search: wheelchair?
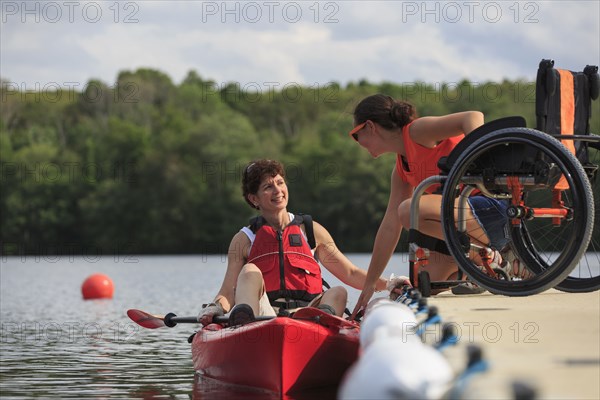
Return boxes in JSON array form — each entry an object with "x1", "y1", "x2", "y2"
[{"x1": 409, "y1": 59, "x2": 600, "y2": 297}]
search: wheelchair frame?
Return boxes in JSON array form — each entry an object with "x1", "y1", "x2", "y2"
[{"x1": 409, "y1": 60, "x2": 600, "y2": 297}]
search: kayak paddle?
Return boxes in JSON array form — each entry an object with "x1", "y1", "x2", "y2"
[
  {"x1": 127, "y1": 308, "x2": 275, "y2": 329},
  {"x1": 127, "y1": 309, "x2": 199, "y2": 329}
]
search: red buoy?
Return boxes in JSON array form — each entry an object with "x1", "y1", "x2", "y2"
[{"x1": 81, "y1": 273, "x2": 114, "y2": 300}]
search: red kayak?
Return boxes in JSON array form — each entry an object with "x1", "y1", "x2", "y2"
[{"x1": 191, "y1": 307, "x2": 360, "y2": 395}]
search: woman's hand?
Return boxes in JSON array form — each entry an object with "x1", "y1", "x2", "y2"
[
  {"x1": 386, "y1": 274, "x2": 411, "y2": 300},
  {"x1": 197, "y1": 303, "x2": 225, "y2": 326},
  {"x1": 351, "y1": 274, "x2": 412, "y2": 319},
  {"x1": 350, "y1": 285, "x2": 375, "y2": 320}
]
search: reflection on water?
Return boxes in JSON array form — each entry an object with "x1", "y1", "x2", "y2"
[{"x1": 192, "y1": 375, "x2": 337, "y2": 400}]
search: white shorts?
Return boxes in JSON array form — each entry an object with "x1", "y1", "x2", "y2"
[{"x1": 258, "y1": 291, "x2": 277, "y2": 317}]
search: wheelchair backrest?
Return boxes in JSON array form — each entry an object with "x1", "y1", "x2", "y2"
[
  {"x1": 535, "y1": 59, "x2": 599, "y2": 163},
  {"x1": 438, "y1": 116, "x2": 526, "y2": 173},
  {"x1": 438, "y1": 60, "x2": 599, "y2": 177}
]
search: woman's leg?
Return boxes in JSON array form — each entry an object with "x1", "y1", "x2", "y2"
[
  {"x1": 399, "y1": 195, "x2": 489, "y2": 245},
  {"x1": 398, "y1": 195, "x2": 492, "y2": 285},
  {"x1": 234, "y1": 263, "x2": 265, "y2": 315},
  {"x1": 420, "y1": 251, "x2": 459, "y2": 284},
  {"x1": 319, "y1": 286, "x2": 347, "y2": 316}
]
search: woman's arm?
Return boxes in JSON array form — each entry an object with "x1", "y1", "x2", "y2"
[
  {"x1": 351, "y1": 168, "x2": 413, "y2": 317},
  {"x1": 313, "y1": 221, "x2": 388, "y2": 291},
  {"x1": 409, "y1": 111, "x2": 484, "y2": 146},
  {"x1": 364, "y1": 168, "x2": 413, "y2": 288}
]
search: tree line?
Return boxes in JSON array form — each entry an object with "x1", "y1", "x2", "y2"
[{"x1": 2, "y1": 69, "x2": 598, "y2": 256}]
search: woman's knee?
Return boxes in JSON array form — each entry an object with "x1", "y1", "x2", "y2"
[
  {"x1": 398, "y1": 198, "x2": 412, "y2": 227},
  {"x1": 237, "y1": 263, "x2": 264, "y2": 285},
  {"x1": 326, "y1": 286, "x2": 348, "y2": 301},
  {"x1": 419, "y1": 195, "x2": 443, "y2": 218},
  {"x1": 320, "y1": 286, "x2": 347, "y2": 316}
]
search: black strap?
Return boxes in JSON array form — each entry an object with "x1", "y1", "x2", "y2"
[
  {"x1": 408, "y1": 228, "x2": 451, "y2": 256},
  {"x1": 271, "y1": 299, "x2": 311, "y2": 310},
  {"x1": 248, "y1": 214, "x2": 309, "y2": 236},
  {"x1": 248, "y1": 216, "x2": 266, "y2": 233},
  {"x1": 298, "y1": 213, "x2": 316, "y2": 249}
]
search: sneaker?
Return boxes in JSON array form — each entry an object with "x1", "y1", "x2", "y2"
[
  {"x1": 499, "y1": 248, "x2": 534, "y2": 280},
  {"x1": 228, "y1": 303, "x2": 255, "y2": 326},
  {"x1": 452, "y1": 282, "x2": 487, "y2": 295}
]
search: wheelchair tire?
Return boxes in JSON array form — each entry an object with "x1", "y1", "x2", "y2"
[
  {"x1": 554, "y1": 145, "x2": 600, "y2": 292},
  {"x1": 514, "y1": 145, "x2": 599, "y2": 293},
  {"x1": 441, "y1": 128, "x2": 594, "y2": 296},
  {"x1": 512, "y1": 201, "x2": 599, "y2": 293}
]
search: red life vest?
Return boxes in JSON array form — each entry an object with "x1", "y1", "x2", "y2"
[{"x1": 247, "y1": 214, "x2": 323, "y2": 303}]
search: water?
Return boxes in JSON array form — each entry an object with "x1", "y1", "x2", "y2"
[
  {"x1": 2, "y1": 253, "x2": 597, "y2": 399},
  {"x1": 0, "y1": 254, "x2": 403, "y2": 399}
]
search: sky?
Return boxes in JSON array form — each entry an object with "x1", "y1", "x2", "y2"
[{"x1": 1, "y1": 0, "x2": 599, "y2": 91}]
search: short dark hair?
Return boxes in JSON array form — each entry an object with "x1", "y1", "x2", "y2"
[
  {"x1": 242, "y1": 159, "x2": 285, "y2": 209},
  {"x1": 353, "y1": 94, "x2": 417, "y2": 130}
]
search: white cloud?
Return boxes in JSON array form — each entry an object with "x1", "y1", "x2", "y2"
[
  {"x1": 1, "y1": 0, "x2": 598, "y2": 88},
  {"x1": 73, "y1": 23, "x2": 189, "y2": 82}
]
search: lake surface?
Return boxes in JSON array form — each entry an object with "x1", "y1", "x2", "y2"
[
  {"x1": 1, "y1": 253, "x2": 597, "y2": 399},
  {"x1": 0, "y1": 254, "x2": 407, "y2": 399}
]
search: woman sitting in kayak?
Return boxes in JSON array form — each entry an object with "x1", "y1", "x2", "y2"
[{"x1": 198, "y1": 159, "x2": 409, "y2": 326}]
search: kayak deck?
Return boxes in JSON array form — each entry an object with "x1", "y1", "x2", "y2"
[{"x1": 191, "y1": 312, "x2": 359, "y2": 394}]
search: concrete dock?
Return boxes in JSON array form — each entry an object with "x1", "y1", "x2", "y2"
[{"x1": 428, "y1": 289, "x2": 600, "y2": 399}]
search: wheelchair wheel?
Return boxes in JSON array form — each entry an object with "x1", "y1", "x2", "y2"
[
  {"x1": 513, "y1": 145, "x2": 599, "y2": 293},
  {"x1": 441, "y1": 128, "x2": 594, "y2": 296},
  {"x1": 554, "y1": 145, "x2": 600, "y2": 292}
]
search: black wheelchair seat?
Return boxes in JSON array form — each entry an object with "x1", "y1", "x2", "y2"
[{"x1": 438, "y1": 116, "x2": 527, "y2": 174}]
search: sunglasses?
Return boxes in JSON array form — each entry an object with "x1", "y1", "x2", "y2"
[{"x1": 348, "y1": 121, "x2": 367, "y2": 142}]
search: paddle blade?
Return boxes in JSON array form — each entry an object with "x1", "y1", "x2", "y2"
[{"x1": 127, "y1": 309, "x2": 167, "y2": 329}]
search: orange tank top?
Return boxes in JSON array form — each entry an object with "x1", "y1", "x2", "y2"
[{"x1": 395, "y1": 121, "x2": 464, "y2": 192}]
